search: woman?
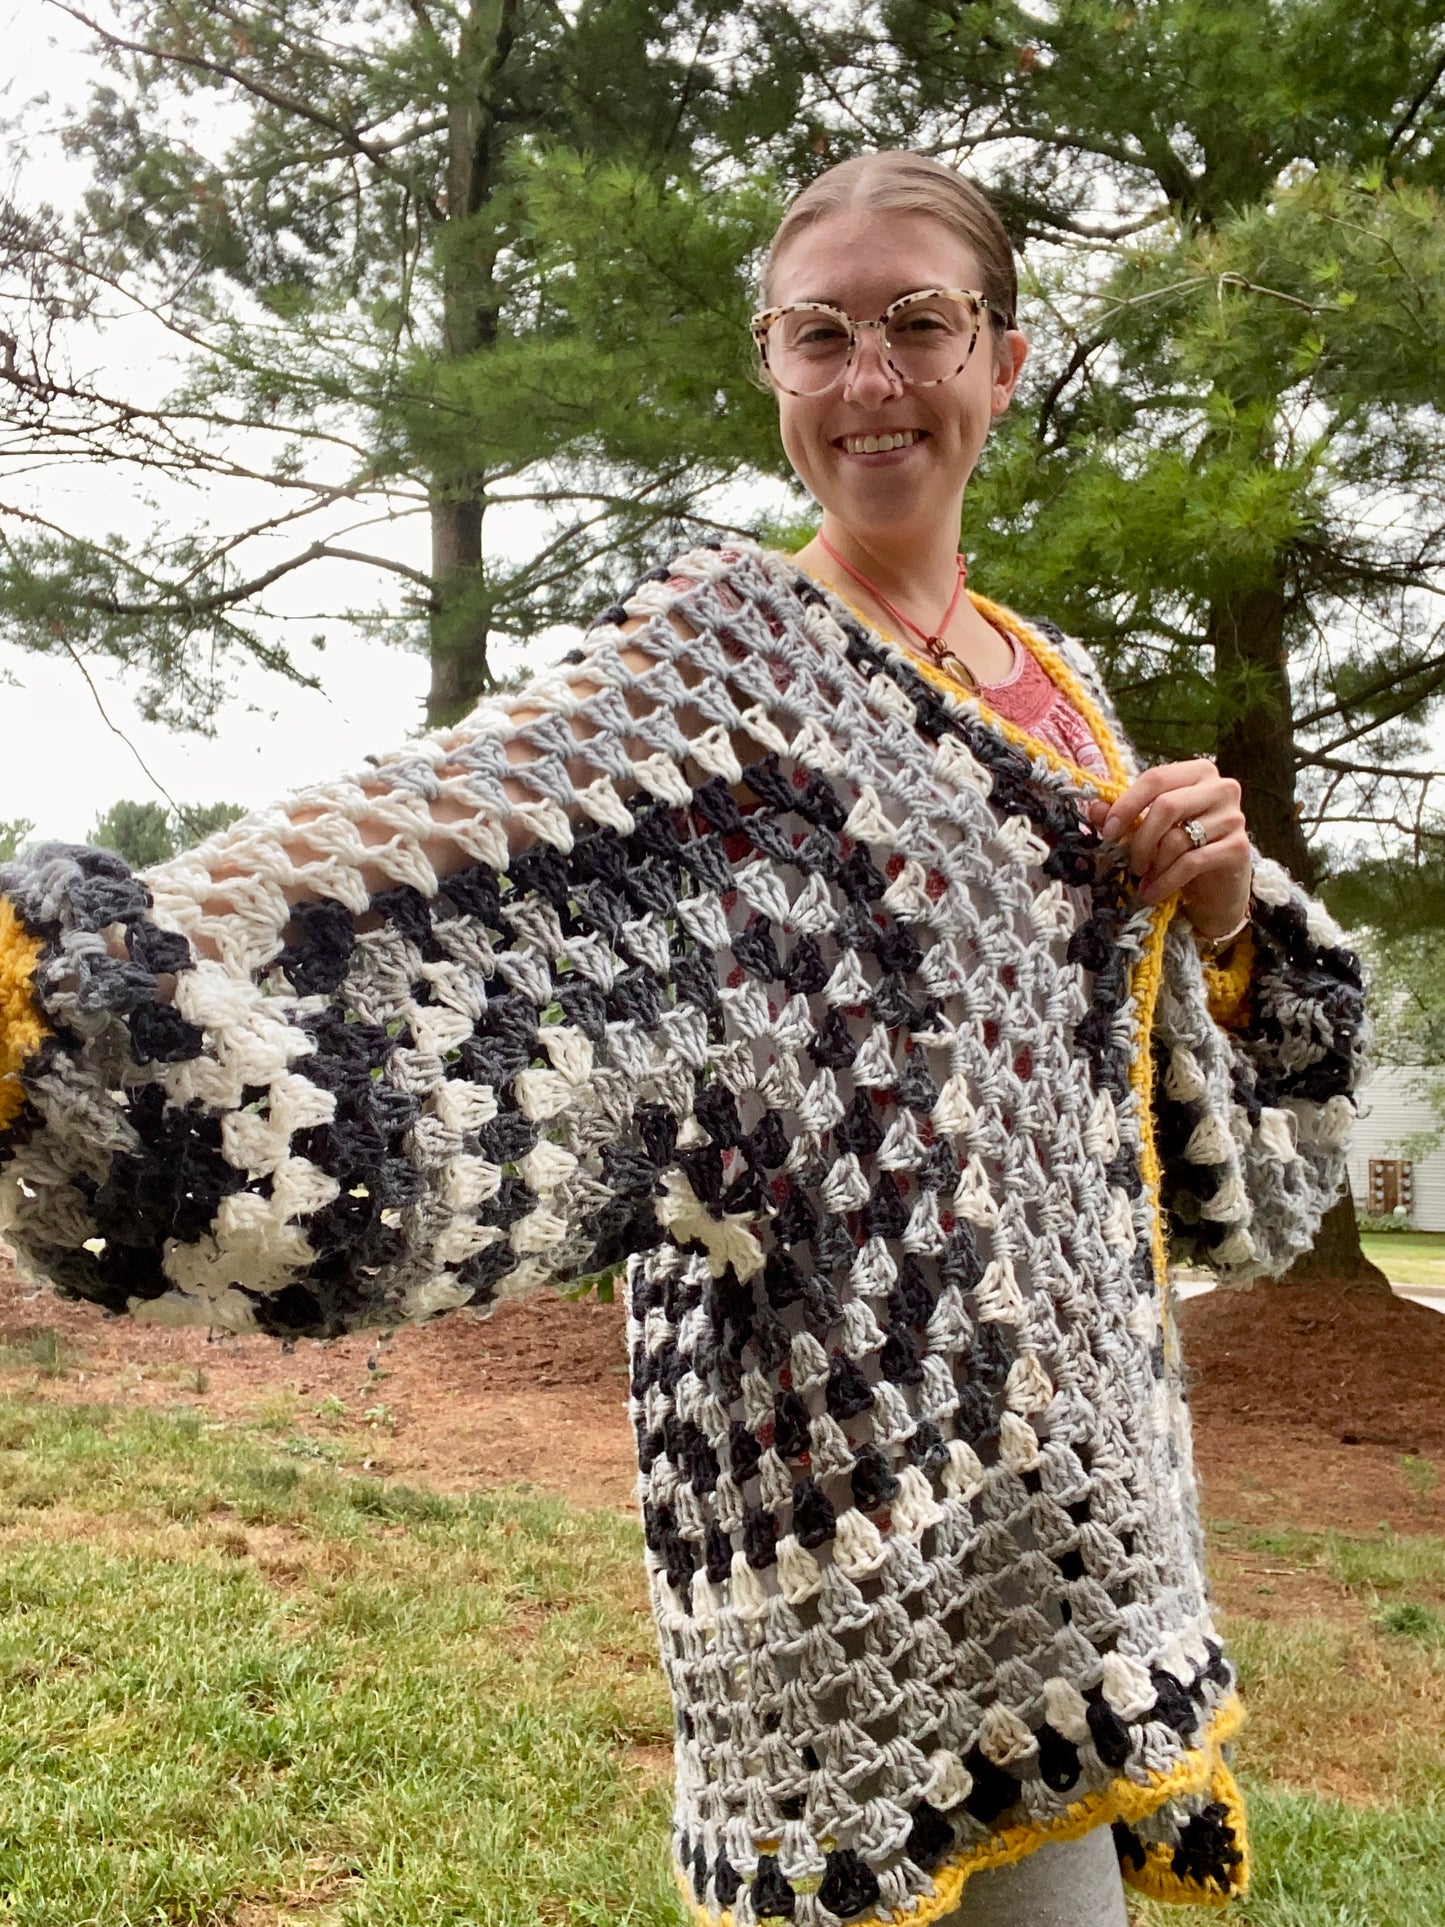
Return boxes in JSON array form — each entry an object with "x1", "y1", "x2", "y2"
[{"x1": 0, "y1": 153, "x2": 1364, "y2": 1925}]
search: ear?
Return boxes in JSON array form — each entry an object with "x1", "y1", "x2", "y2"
[{"x1": 990, "y1": 329, "x2": 1029, "y2": 416}]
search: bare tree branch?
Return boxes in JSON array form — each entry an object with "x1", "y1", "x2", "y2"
[
  {"x1": 51, "y1": 1, "x2": 445, "y2": 218},
  {"x1": 1385, "y1": 49, "x2": 1445, "y2": 157}
]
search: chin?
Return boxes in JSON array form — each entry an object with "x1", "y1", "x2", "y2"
[{"x1": 825, "y1": 479, "x2": 937, "y2": 531}]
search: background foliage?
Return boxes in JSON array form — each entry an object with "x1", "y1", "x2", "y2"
[
  {"x1": 2, "y1": 0, "x2": 807, "y2": 723},
  {"x1": 87, "y1": 797, "x2": 247, "y2": 869}
]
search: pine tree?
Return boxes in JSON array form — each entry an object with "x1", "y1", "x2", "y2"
[
  {"x1": 88, "y1": 800, "x2": 177, "y2": 871},
  {"x1": 2, "y1": 1, "x2": 808, "y2": 723},
  {"x1": 854, "y1": 0, "x2": 1445, "y2": 1280},
  {"x1": 88, "y1": 798, "x2": 246, "y2": 868},
  {"x1": 0, "y1": 820, "x2": 33, "y2": 863}
]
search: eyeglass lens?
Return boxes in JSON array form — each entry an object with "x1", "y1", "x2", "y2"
[{"x1": 765, "y1": 292, "x2": 982, "y2": 395}]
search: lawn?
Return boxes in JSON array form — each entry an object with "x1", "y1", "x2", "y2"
[
  {"x1": 1133, "y1": 1520, "x2": 1445, "y2": 1927},
  {"x1": 0, "y1": 1393, "x2": 1443, "y2": 1925},
  {"x1": 0, "y1": 1397, "x2": 677, "y2": 1926},
  {"x1": 1360, "y1": 1229, "x2": 1445, "y2": 1292}
]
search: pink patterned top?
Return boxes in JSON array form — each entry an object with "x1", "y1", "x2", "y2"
[{"x1": 977, "y1": 629, "x2": 1111, "y2": 779}]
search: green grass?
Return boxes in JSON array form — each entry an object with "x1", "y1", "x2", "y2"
[
  {"x1": 0, "y1": 1396, "x2": 678, "y2": 1925},
  {"x1": 1217, "y1": 1518, "x2": 1445, "y2": 1595},
  {"x1": 1126, "y1": 1524, "x2": 1445, "y2": 1922},
  {"x1": 1375, "y1": 1600, "x2": 1445, "y2": 1646},
  {"x1": 1215, "y1": 1521, "x2": 1445, "y2": 1599},
  {"x1": 2, "y1": 1396, "x2": 1444, "y2": 1925},
  {"x1": 1132, "y1": 1788, "x2": 1445, "y2": 1927},
  {"x1": 1360, "y1": 1230, "x2": 1445, "y2": 1289}
]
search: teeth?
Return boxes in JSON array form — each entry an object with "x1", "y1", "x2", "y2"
[{"x1": 843, "y1": 430, "x2": 920, "y2": 454}]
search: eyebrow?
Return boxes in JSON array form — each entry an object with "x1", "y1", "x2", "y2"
[{"x1": 790, "y1": 285, "x2": 944, "y2": 309}]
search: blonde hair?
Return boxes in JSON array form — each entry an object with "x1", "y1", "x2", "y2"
[{"x1": 761, "y1": 151, "x2": 1018, "y2": 339}]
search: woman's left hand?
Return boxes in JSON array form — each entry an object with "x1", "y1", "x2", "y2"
[{"x1": 1084, "y1": 759, "x2": 1252, "y2": 941}]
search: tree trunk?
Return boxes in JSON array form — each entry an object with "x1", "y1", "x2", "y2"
[
  {"x1": 428, "y1": 496, "x2": 490, "y2": 726},
  {"x1": 1210, "y1": 580, "x2": 1385, "y2": 1287},
  {"x1": 1277, "y1": 1193, "x2": 1389, "y2": 1287},
  {"x1": 425, "y1": 0, "x2": 517, "y2": 725},
  {"x1": 1210, "y1": 579, "x2": 1315, "y2": 885}
]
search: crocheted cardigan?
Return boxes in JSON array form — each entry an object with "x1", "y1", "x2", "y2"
[{"x1": 0, "y1": 542, "x2": 1366, "y2": 1923}]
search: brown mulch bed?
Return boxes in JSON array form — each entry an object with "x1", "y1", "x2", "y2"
[
  {"x1": 2, "y1": 1248, "x2": 1443, "y2": 1534},
  {"x1": 0, "y1": 1251, "x2": 635, "y2": 1512},
  {"x1": 1181, "y1": 1278, "x2": 1445, "y2": 1535}
]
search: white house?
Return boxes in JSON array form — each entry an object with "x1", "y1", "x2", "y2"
[{"x1": 1345, "y1": 1065, "x2": 1445, "y2": 1230}]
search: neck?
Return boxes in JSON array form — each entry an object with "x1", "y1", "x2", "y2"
[
  {"x1": 793, "y1": 510, "x2": 1018, "y2": 690},
  {"x1": 812, "y1": 516, "x2": 963, "y2": 613}
]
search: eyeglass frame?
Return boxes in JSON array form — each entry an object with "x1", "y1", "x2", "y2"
[{"x1": 748, "y1": 286, "x2": 1015, "y2": 397}]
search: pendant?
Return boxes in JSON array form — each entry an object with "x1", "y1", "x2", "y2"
[{"x1": 924, "y1": 635, "x2": 976, "y2": 692}]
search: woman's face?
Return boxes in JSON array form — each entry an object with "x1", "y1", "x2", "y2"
[{"x1": 764, "y1": 209, "x2": 1027, "y2": 540}]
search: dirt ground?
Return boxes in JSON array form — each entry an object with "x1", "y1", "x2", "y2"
[
  {"x1": 0, "y1": 1252, "x2": 639, "y2": 1512},
  {"x1": 2, "y1": 1252, "x2": 1443, "y2": 1540},
  {"x1": 1183, "y1": 1275, "x2": 1445, "y2": 1538}
]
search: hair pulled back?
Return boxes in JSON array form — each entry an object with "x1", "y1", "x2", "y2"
[{"x1": 761, "y1": 151, "x2": 1017, "y2": 336}]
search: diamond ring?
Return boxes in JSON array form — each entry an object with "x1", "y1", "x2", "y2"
[{"x1": 1182, "y1": 817, "x2": 1209, "y2": 850}]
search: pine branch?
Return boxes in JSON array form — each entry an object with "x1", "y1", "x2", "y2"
[
  {"x1": 1302, "y1": 755, "x2": 1445, "y2": 782},
  {"x1": 1295, "y1": 649, "x2": 1445, "y2": 733},
  {"x1": 52, "y1": 2, "x2": 445, "y2": 217},
  {"x1": 1, "y1": 500, "x2": 434, "y2": 610}
]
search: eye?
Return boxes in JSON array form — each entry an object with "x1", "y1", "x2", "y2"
[
  {"x1": 893, "y1": 308, "x2": 952, "y2": 336},
  {"x1": 792, "y1": 318, "x2": 848, "y2": 350}
]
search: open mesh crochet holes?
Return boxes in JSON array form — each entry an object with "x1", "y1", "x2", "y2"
[{"x1": 0, "y1": 543, "x2": 1367, "y2": 1922}]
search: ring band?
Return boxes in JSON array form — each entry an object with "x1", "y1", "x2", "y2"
[{"x1": 1182, "y1": 818, "x2": 1209, "y2": 850}]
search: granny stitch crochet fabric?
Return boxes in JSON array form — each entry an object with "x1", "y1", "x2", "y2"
[{"x1": 0, "y1": 542, "x2": 1366, "y2": 1921}]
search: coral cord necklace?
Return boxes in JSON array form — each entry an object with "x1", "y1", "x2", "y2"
[{"x1": 817, "y1": 532, "x2": 976, "y2": 688}]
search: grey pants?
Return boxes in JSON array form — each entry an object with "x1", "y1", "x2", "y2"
[{"x1": 936, "y1": 1826, "x2": 1129, "y2": 1927}]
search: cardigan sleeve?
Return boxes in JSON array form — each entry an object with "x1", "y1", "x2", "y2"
[
  {"x1": 1150, "y1": 854, "x2": 1369, "y2": 1283},
  {"x1": 0, "y1": 557, "x2": 759, "y2": 1339},
  {"x1": 1029, "y1": 620, "x2": 1369, "y2": 1280}
]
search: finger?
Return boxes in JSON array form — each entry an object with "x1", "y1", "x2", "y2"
[
  {"x1": 1140, "y1": 833, "x2": 1251, "y2": 906},
  {"x1": 1135, "y1": 844, "x2": 1217, "y2": 905},
  {"x1": 1139, "y1": 819, "x2": 1252, "y2": 901},
  {"x1": 1122, "y1": 773, "x2": 1247, "y2": 876},
  {"x1": 1099, "y1": 760, "x2": 1219, "y2": 841},
  {"x1": 1144, "y1": 782, "x2": 1247, "y2": 880},
  {"x1": 1107, "y1": 780, "x2": 1215, "y2": 878},
  {"x1": 1129, "y1": 785, "x2": 1220, "y2": 877}
]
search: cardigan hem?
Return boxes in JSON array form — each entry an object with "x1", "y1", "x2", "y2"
[{"x1": 671, "y1": 1695, "x2": 1248, "y2": 1924}]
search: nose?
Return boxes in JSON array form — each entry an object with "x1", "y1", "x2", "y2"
[{"x1": 841, "y1": 321, "x2": 903, "y2": 403}]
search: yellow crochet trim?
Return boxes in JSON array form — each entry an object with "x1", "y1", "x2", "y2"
[
  {"x1": 1131, "y1": 893, "x2": 1183, "y2": 1310},
  {"x1": 1203, "y1": 926, "x2": 1256, "y2": 1031},
  {"x1": 964, "y1": 591, "x2": 1134, "y2": 792},
  {"x1": 795, "y1": 564, "x2": 1134, "y2": 798},
  {"x1": 672, "y1": 1696, "x2": 1247, "y2": 1925},
  {"x1": 1120, "y1": 1747, "x2": 1250, "y2": 1908},
  {"x1": 0, "y1": 897, "x2": 46, "y2": 1133}
]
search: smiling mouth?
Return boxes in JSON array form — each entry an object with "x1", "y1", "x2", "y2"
[{"x1": 835, "y1": 429, "x2": 926, "y2": 454}]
